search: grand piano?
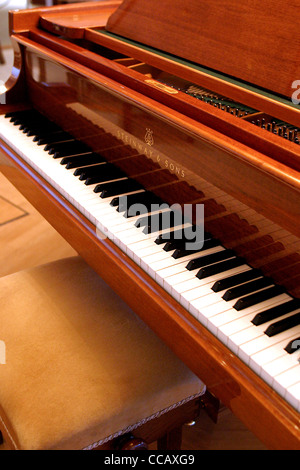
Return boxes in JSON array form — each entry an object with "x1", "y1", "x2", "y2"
[{"x1": 0, "y1": 0, "x2": 299, "y2": 449}]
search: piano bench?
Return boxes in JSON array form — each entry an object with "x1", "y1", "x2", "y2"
[{"x1": 0, "y1": 256, "x2": 205, "y2": 450}]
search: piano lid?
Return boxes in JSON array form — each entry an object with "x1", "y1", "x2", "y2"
[{"x1": 105, "y1": 0, "x2": 300, "y2": 100}]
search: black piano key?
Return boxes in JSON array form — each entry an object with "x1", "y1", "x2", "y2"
[
  {"x1": 155, "y1": 227, "x2": 200, "y2": 245},
  {"x1": 21, "y1": 120, "x2": 61, "y2": 135},
  {"x1": 5, "y1": 109, "x2": 37, "y2": 120},
  {"x1": 8, "y1": 109, "x2": 44, "y2": 124},
  {"x1": 172, "y1": 240, "x2": 216, "y2": 259},
  {"x1": 222, "y1": 276, "x2": 274, "y2": 301},
  {"x1": 76, "y1": 164, "x2": 126, "y2": 185},
  {"x1": 10, "y1": 109, "x2": 43, "y2": 119},
  {"x1": 27, "y1": 127, "x2": 60, "y2": 138},
  {"x1": 155, "y1": 228, "x2": 181, "y2": 245},
  {"x1": 264, "y1": 312, "x2": 300, "y2": 337},
  {"x1": 163, "y1": 231, "x2": 212, "y2": 252},
  {"x1": 186, "y1": 249, "x2": 235, "y2": 271},
  {"x1": 5, "y1": 110, "x2": 63, "y2": 137},
  {"x1": 115, "y1": 192, "x2": 163, "y2": 216},
  {"x1": 36, "y1": 131, "x2": 74, "y2": 146},
  {"x1": 138, "y1": 210, "x2": 187, "y2": 234},
  {"x1": 135, "y1": 213, "x2": 157, "y2": 229},
  {"x1": 11, "y1": 117, "x2": 29, "y2": 125},
  {"x1": 211, "y1": 268, "x2": 262, "y2": 292},
  {"x1": 32, "y1": 129, "x2": 68, "y2": 141},
  {"x1": 251, "y1": 298, "x2": 300, "y2": 326},
  {"x1": 196, "y1": 257, "x2": 245, "y2": 279},
  {"x1": 84, "y1": 170, "x2": 125, "y2": 186},
  {"x1": 46, "y1": 140, "x2": 90, "y2": 157},
  {"x1": 136, "y1": 209, "x2": 179, "y2": 228},
  {"x1": 7, "y1": 114, "x2": 22, "y2": 123},
  {"x1": 61, "y1": 153, "x2": 106, "y2": 169},
  {"x1": 84, "y1": 172, "x2": 124, "y2": 186},
  {"x1": 95, "y1": 178, "x2": 144, "y2": 197},
  {"x1": 233, "y1": 285, "x2": 285, "y2": 311},
  {"x1": 22, "y1": 124, "x2": 62, "y2": 138},
  {"x1": 75, "y1": 163, "x2": 110, "y2": 178},
  {"x1": 76, "y1": 162, "x2": 125, "y2": 184},
  {"x1": 112, "y1": 190, "x2": 160, "y2": 207},
  {"x1": 18, "y1": 117, "x2": 48, "y2": 129},
  {"x1": 143, "y1": 216, "x2": 186, "y2": 235},
  {"x1": 8, "y1": 110, "x2": 59, "y2": 130},
  {"x1": 172, "y1": 238, "x2": 221, "y2": 259},
  {"x1": 285, "y1": 337, "x2": 300, "y2": 354}
]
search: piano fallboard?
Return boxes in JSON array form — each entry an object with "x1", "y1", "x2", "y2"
[
  {"x1": 11, "y1": 35, "x2": 300, "y2": 239},
  {"x1": 1, "y1": 110, "x2": 300, "y2": 449}
]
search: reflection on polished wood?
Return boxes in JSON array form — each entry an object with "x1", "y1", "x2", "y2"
[
  {"x1": 106, "y1": 0, "x2": 300, "y2": 99},
  {"x1": 0, "y1": 0, "x2": 299, "y2": 449}
]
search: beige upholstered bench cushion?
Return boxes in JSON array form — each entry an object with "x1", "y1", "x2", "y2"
[{"x1": 0, "y1": 257, "x2": 205, "y2": 450}]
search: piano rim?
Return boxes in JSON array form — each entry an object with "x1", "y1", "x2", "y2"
[{"x1": 0, "y1": 129, "x2": 299, "y2": 450}]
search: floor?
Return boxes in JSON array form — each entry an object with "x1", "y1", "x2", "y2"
[{"x1": 0, "y1": 29, "x2": 267, "y2": 451}]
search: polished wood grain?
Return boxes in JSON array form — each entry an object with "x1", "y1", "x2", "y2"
[
  {"x1": 10, "y1": 4, "x2": 300, "y2": 128},
  {"x1": 39, "y1": 1, "x2": 121, "y2": 39},
  {"x1": 26, "y1": 26, "x2": 300, "y2": 170},
  {"x1": 84, "y1": 28, "x2": 300, "y2": 129},
  {"x1": 25, "y1": 46, "x2": 300, "y2": 242},
  {"x1": 0, "y1": 131, "x2": 299, "y2": 449},
  {"x1": 9, "y1": 31, "x2": 300, "y2": 242},
  {"x1": 106, "y1": 0, "x2": 300, "y2": 99},
  {"x1": 1, "y1": 2, "x2": 300, "y2": 449},
  {"x1": 8, "y1": 1, "x2": 120, "y2": 35}
]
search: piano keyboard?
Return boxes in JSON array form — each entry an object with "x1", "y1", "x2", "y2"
[{"x1": 1, "y1": 109, "x2": 299, "y2": 412}]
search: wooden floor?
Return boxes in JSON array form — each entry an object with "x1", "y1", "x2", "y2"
[{"x1": 0, "y1": 171, "x2": 267, "y2": 450}]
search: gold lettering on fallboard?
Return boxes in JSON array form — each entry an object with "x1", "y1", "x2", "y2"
[
  {"x1": 116, "y1": 130, "x2": 185, "y2": 178},
  {"x1": 145, "y1": 128, "x2": 154, "y2": 146}
]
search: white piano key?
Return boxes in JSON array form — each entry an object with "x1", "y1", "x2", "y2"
[
  {"x1": 229, "y1": 311, "x2": 296, "y2": 356},
  {"x1": 215, "y1": 295, "x2": 290, "y2": 335},
  {"x1": 263, "y1": 349, "x2": 300, "y2": 377},
  {"x1": 272, "y1": 364, "x2": 300, "y2": 397},
  {"x1": 247, "y1": 328, "x2": 300, "y2": 374},
  {"x1": 148, "y1": 245, "x2": 223, "y2": 272},
  {"x1": 286, "y1": 381, "x2": 300, "y2": 412},
  {"x1": 242, "y1": 329, "x2": 300, "y2": 370}
]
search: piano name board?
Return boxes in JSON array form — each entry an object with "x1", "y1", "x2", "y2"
[
  {"x1": 116, "y1": 128, "x2": 186, "y2": 179},
  {"x1": 66, "y1": 103, "x2": 187, "y2": 179}
]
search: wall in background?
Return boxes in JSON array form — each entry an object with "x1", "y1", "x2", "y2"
[{"x1": 0, "y1": 0, "x2": 27, "y2": 46}]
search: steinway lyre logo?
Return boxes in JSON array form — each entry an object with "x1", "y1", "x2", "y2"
[{"x1": 145, "y1": 128, "x2": 154, "y2": 146}]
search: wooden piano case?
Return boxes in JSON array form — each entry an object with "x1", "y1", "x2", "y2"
[{"x1": 0, "y1": 0, "x2": 299, "y2": 449}]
